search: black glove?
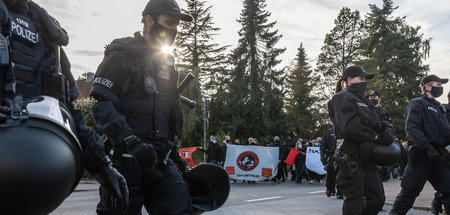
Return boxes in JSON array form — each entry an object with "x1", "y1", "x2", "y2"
[
  {"x1": 0, "y1": 103, "x2": 10, "y2": 123},
  {"x1": 425, "y1": 145, "x2": 441, "y2": 161},
  {"x1": 124, "y1": 135, "x2": 157, "y2": 169},
  {"x1": 97, "y1": 162, "x2": 129, "y2": 212},
  {"x1": 380, "y1": 121, "x2": 392, "y2": 130},
  {"x1": 375, "y1": 129, "x2": 396, "y2": 146}
]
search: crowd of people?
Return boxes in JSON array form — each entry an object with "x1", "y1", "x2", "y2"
[
  {"x1": 202, "y1": 70, "x2": 450, "y2": 215},
  {"x1": 204, "y1": 134, "x2": 329, "y2": 185}
]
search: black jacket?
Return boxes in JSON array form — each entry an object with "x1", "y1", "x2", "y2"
[
  {"x1": 321, "y1": 128, "x2": 337, "y2": 164},
  {"x1": 0, "y1": 1, "x2": 108, "y2": 174},
  {"x1": 207, "y1": 142, "x2": 222, "y2": 161},
  {"x1": 328, "y1": 90, "x2": 383, "y2": 146},
  {"x1": 443, "y1": 104, "x2": 450, "y2": 123},
  {"x1": 376, "y1": 106, "x2": 393, "y2": 127},
  {"x1": 405, "y1": 96, "x2": 450, "y2": 150},
  {"x1": 90, "y1": 32, "x2": 182, "y2": 159}
]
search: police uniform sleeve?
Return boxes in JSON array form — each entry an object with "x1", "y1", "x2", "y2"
[
  {"x1": 90, "y1": 53, "x2": 134, "y2": 146},
  {"x1": 405, "y1": 99, "x2": 430, "y2": 150},
  {"x1": 330, "y1": 94, "x2": 377, "y2": 143},
  {"x1": 67, "y1": 102, "x2": 109, "y2": 174}
]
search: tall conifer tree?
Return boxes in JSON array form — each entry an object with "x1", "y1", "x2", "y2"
[
  {"x1": 174, "y1": 0, "x2": 229, "y2": 146},
  {"x1": 362, "y1": 0, "x2": 430, "y2": 139},
  {"x1": 228, "y1": 0, "x2": 285, "y2": 139},
  {"x1": 285, "y1": 43, "x2": 315, "y2": 139}
]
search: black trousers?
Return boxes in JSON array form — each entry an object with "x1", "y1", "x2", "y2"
[
  {"x1": 96, "y1": 157, "x2": 192, "y2": 215},
  {"x1": 326, "y1": 159, "x2": 341, "y2": 194},
  {"x1": 338, "y1": 159, "x2": 385, "y2": 215},
  {"x1": 390, "y1": 146, "x2": 450, "y2": 215},
  {"x1": 275, "y1": 162, "x2": 285, "y2": 180}
]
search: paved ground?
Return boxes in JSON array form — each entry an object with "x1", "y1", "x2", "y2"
[{"x1": 51, "y1": 178, "x2": 435, "y2": 215}]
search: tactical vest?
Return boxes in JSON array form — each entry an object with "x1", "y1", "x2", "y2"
[
  {"x1": 6, "y1": 10, "x2": 46, "y2": 98},
  {"x1": 108, "y1": 36, "x2": 178, "y2": 140}
]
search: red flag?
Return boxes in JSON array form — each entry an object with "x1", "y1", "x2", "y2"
[
  {"x1": 226, "y1": 166, "x2": 235, "y2": 175},
  {"x1": 285, "y1": 148, "x2": 300, "y2": 166},
  {"x1": 262, "y1": 168, "x2": 272, "y2": 177},
  {"x1": 179, "y1": 147, "x2": 198, "y2": 167}
]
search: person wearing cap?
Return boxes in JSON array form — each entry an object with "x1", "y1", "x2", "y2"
[
  {"x1": 368, "y1": 91, "x2": 393, "y2": 127},
  {"x1": 328, "y1": 65, "x2": 395, "y2": 214},
  {"x1": 320, "y1": 128, "x2": 342, "y2": 199},
  {"x1": 367, "y1": 90, "x2": 395, "y2": 181},
  {"x1": 90, "y1": 0, "x2": 194, "y2": 214},
  {"x1": 390, "y1": 74, "x2": 450, "y2": 215}
]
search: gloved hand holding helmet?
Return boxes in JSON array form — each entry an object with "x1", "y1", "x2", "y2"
[
  {"x1": 124, "y1": 135, "x2": 158, "y2": 169},
  {"x1": 375, "y1": 129, "x2": 396, "y2": 146}
]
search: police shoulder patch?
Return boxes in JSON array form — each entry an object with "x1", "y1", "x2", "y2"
[{"x1": 94, "y1": 77, "x2": 114, "y2": 89}]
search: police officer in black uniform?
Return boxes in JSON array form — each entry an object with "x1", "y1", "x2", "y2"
[
  {"x1": 328, "y1": 65, "x2": 395, "y2": 215},
  {"x1": 390, "y1": 75, "x2": 450, "y2": 215},
  {"x1": 0, "y1": 0, "x2": 128, "y2": 211},
  {"x1": 368, "y1": 91, "x2": 396, "y2": 181},
  {"x1": 368, "y1": 91, "x2": 393, "y2": 126},
  {"x1": 320, "y1": 128, "x2": 342, "y2": 199},
  {"x1": 90, "y1": 0, "x2": 193, "y2": 214}
]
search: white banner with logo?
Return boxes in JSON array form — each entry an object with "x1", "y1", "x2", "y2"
[
  {"x1": 305, "y1": 147, "x2": 327, "y2": 175},
  {"x1": 224, "y1": 145, "x2": 279, "y2": 181}
]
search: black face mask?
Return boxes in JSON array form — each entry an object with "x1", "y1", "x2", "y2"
[
  {"x1": 226, "y1": 140, "x2": 230, "y2": 143},
  {"x1": 148, "y1": 21, "x2": 177, "y2": 47},
  {"x1": 369, "y1": 98, "x2": 379, "y2": 106},
  {"x1": 430, "y1": 86, "x2": 444, "y2": 98},
  {"x1": 347, "y1": 82, "x2": 367, "y2": 97}
]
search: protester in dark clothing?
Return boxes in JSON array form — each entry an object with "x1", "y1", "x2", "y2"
[
  {"x1": 281, "y1": 141, "x2": 289, "y2": 181},
  {"x1": 207, "y1": 136, "x2": 221, "y2": 164},
  {"x1": 272, "y1": 136, "x2": 286, "y2": 184},
  {"x1": 294, "y1": 141, "x2": 306, "y2": 184},
  {"x1": 219, "y1": 135, "x2": 231, "y2": 166}
]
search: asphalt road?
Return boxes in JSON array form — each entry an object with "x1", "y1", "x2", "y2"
[{"x1": 51, "y1": 180, "x2": 429, "y2": 215}]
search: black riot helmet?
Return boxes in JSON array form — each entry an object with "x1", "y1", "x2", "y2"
[
  {"x1": 183, "y1": 163, "x2": 230, "y2": 213},
  {"x1": 359, "y1": 141, "x2": 402, "y2": 167},
  {"x1": 0, "y1": 96, "x2": 82, "y2": 214}
]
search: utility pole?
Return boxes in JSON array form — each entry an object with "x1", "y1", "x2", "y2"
[{"x1": 203, "y1": 99, "x2": 209, "y2": 162}]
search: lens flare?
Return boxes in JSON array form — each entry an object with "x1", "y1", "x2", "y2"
[{"x1": 162, "y1": 45, "x2": 173, "y2": 54}]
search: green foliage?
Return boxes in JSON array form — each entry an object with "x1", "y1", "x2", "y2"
[
  {"x1": 175, "y1": 0, "x2": 230, "y2": 147},
  {"x1": 170, "y1": 0, "x2": 432, "y2": 143},
  {"x1": 361, "y1": 0, "x2": 430, "y2": 139},
  {"x1": 285, "y1": 43, "x2": 316, "y2": 140},
  {"x1": 74, "y1": 97, "x2": 101, "y2": 134},
  {"x1": 224, "y1": 0, "x2": 286, "y2": 140},
  {"x1": 314, "y1": 7, "x2": 365, "y2": 103}
]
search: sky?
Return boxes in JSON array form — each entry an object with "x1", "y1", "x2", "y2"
[{"x1": 34, "y1": 0, "x2": 450, "y2": 103}]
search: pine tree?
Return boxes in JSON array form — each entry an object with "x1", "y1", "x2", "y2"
[
  {"x1": 174, "y1": 0, "x2": 229, "y2": 147},
  {"x1": 175, "y1": 0, "x2": 229, "y2": 97},
  {"x1": 362, "y1": 0, "x2": 430, "y2": 139},
  {"x1": 228, "y1": 0, "x2": 285, "y2": 139},
  {"x1": 285, "y1": 43, "x2": 315, "y2": 140},
  {"x1": 314, "y1": 7, "x2": 365, "y2": 102}
]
